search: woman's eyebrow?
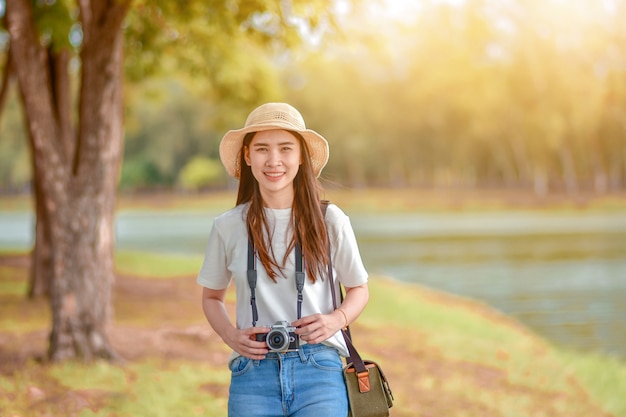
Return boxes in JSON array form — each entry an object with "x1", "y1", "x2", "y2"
[{"x1": 251, "y1": 141, "x2": 296, "y2": 147}]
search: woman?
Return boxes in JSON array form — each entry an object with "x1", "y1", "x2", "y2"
[{"x1": 197, "y1": 102, "x2": 369, "y2": 417}]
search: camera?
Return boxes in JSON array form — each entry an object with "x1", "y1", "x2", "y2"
[{"x1": 255, "y1": 321, "x2": 300, "y2": 352}]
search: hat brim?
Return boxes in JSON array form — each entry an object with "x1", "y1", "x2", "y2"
[{"x1": 219, "y1": 125, "x2": 329, "y2": 179}]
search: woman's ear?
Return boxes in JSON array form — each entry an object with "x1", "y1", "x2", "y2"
[{"x1": 243, "y1": 146, "x2": 251, "y2": 166}]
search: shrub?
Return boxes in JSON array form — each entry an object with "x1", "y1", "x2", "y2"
[{"x1": 177, "y1": 156, "x2": 224, "y2": 191}]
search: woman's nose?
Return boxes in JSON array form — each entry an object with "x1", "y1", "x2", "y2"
[{"x1": 266, "y1": 149, "x2": 281, "y2": 166}]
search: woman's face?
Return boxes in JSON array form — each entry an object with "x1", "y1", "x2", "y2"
[{"x1": 244, "y1": 129, "x2": 302, "y2": 206}]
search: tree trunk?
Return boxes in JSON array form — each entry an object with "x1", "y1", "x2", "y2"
[
  {"x1": 559, "y1": 142, "x2": 578, "y2": 195},
  {"x1": 29, "y1": 174, "x2": 53, "y2": 298},
  {"x1": 28, "y1": 47, "x2": 72, "y2": 298},
  {"x1": 47, "y1": 2, "x2": 127, "y2": 361},
  {"x1": 6, "y1": 0, "x2": 130, "y2": 362}
]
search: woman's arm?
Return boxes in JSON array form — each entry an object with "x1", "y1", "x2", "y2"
[
  {"x1": 201, "y1": 287, "x2": 269, "y2": 359},
  {"x1": 335, "y1": 282, "x2": 369, "y2": 329}
]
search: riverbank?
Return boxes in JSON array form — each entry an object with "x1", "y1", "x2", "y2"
[{"x1": 1, "y1": 253, "x2": 625, "y2": 417}]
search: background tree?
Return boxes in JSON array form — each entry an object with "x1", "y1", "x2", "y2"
[
  {"x1": 284, "y1": 0, "x2": 626, "y2": 192},
  {"x1": 1, "y1": 0, "x2": 342, "y2": 362},
  {"x1": 3, "y1": 0, "x2": 625, "y2": 195}
]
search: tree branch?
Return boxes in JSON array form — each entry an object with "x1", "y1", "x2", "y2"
[
  {"x1": 5, "y1": 0, "x2": 66, "y2": 180},
  {"x1": 78, "y1": 0, "x2": 132, "y2": 45}
]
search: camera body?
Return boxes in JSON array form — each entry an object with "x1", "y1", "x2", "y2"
[{"x1": 255, "y1": 321, "x2": 300, "y2": 352}]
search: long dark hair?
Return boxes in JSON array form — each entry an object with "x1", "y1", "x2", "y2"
[{"x1": 236, "y1": 131, "x2": 330, "y2": 283}]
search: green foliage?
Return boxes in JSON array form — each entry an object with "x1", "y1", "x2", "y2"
[
  {"x1": 119, "y1": 157, "x2": 164, "y2": 190},
  {"x1": 123, "y1": 80, "x2": 218, "y2": 188},
  {"x1": 32, "y1": 0, "x2": 76, "y2": 51},
  {"x1": 123, "y1": 0, "x2": 330, "y2": 107},
  {"x1": 177, "y1": 156, "x2": 224, "y2": 191}
]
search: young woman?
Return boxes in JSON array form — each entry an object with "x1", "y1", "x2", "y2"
[{"x1": 197, "y1": 102, "x2": 369, "y2": 417}]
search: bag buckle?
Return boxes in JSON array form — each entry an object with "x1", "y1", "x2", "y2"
[{"x1": 357, "y1": 370, "x2": 370, "y2": 393}]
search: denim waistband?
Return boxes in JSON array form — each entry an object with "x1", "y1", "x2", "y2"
[{"x1": 263, "y1": 343, "x2": 337, "y2": 360}]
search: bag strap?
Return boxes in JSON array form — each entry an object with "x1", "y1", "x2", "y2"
[{"x1": 322, "y1": 201, "x2": 368, "y2": 376}]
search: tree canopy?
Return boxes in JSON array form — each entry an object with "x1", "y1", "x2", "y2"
[{"x1": 2, "y1": 0, "x2": 626, "y2": 195}]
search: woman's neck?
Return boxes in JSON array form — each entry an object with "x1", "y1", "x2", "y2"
[{"x1": 260, "y1": 190, "x2": 293, "y2": 209}]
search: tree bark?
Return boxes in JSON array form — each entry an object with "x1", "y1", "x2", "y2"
[
  {"x1": 28, "y1": 47, "x2": 73, "y2": 298},
  {"x1": 29, "y1": 173, "x2": 53, "y2": 298},
  {"x1": 6, "y1": 0, "x2": 130, "y2": 361}
]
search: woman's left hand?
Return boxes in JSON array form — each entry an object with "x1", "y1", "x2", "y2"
[
  {"x1": 292, "y1": 311, "x2": 344, "y2": 344},
  {"x1": 293, "y1": 284, "x2": 368, "y2": 344}
]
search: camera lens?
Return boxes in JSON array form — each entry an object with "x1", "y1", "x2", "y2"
[{"x1": 266, "y1": 328, "x2": 289, "y2": 351}]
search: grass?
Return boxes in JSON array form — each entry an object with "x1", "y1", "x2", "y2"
[
  {"x1": 557, "y1": 349, "x2": 626, "y2": 416},
  {"x1": 115, "y1": 251, "x2": 203, "y2": 278},
  {"x1": 1, "y1": 252, "x2": 626, "y2": 417},
  {"x1": 1, "y1": 359, "x2": 229, "y2": 417}
]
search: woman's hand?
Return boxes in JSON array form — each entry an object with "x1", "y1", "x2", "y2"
[
  {"x1": 223, "y1": 326, "x2": 270, "y2": 360},
  {"x1": 292, "y1": 311, "x2": 344, "y2": 345},
  {"x1": 202, "y1": 287, "x2": 270, "y2": 360},
  {"x1": 293, "y1": 283, "x2": 369, "y2": 345}
]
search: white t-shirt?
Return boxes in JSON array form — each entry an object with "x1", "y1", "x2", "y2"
[{"x1": 197, "y1": 202, "x2": 368, "y2": 358}]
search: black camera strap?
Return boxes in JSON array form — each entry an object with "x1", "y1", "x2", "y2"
[
  {"x1": 295, "y1": 242, "x2": 306, "y2": 320},
  {"x1": 246, "y1": 236, "x2": 259, "y2": 327},
  {"x1": 246, "y1": 232, "x2": 305, "y2": 327}
]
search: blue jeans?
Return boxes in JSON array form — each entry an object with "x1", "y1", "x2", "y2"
[{"x1": 228, "y1": 344, "x2": 348, "y2": 417}]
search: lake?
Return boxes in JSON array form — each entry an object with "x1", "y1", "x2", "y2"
[{"x1": 1, "y1": 209, "x2": 625, "y2": 357}]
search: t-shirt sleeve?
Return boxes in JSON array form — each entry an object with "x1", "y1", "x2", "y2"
[
  {"x1": 196, "y1": 219, "x2": 231, "y2": 290},
  {"x1": 327, "y1": 205, "x2": 369, "y2": 287}
]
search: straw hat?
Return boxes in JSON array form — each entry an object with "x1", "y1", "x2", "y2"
[{"x1": 219, "y1": 102, "x2": 329, "y2": 179}]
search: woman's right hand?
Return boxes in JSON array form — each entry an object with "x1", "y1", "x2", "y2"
[
  {"x1": 202, "y1": 287, "x2": 270, "y2": 360},
  {"x1": 224, "y1": 326, "x2": 270, "y2": 360}
]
